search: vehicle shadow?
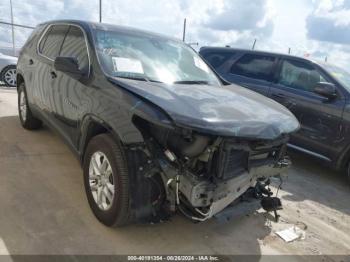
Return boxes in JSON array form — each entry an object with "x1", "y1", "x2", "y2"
[
  {"x1": 113, "y1": 212, "x2": 272, "y2": 257},
  {"x1": 281, "y1": 150, "x2": 350, "y2": 215},
  {"x1": 0, "y1": 115, "x2": 270, "y2": 256},
  {"x1": 0, "y1": 83, "x2": 16, "y2": 90}
]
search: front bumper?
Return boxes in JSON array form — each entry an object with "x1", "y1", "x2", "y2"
[{"x1": 179, "y1": 157, "x2": 290, "y2": 218}]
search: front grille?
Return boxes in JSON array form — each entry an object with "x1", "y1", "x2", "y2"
[
  {"x1": 213, "y1": 139, "x2": 286, "y2": 180},
  {"x1": 216, "y1": 149, "x2": 248, "y2": 180}
]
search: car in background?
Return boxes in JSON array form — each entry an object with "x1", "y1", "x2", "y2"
[
  {"x1": 16, "y1": 20, "x2": 299, "y2": 226},
  {"x1": 0, "y1": 52, "x2": 17, "y2": 87},
  {"x1": 200, "y1": 47, "x2": 350, "y2": 181}
]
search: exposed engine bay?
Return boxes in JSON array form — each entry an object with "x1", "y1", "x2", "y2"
[{"x1": 130, "y1": 117, "x2": 291, "y2": 222}]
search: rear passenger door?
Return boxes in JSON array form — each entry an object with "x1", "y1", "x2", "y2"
[
  {"x1": 269, "y1": 58, "x2": 344, "y2": 160},
  {"x1": 225, "y1": 53, "x2": 277, "y2": 96}
]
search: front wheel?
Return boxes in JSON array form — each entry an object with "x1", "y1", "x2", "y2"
[
  {"x1": 18, "y1": 83, "x2": 42, "y2": 130},
  {"x1": 83, "y1": 134, "x2": 131, "y2": 227}
]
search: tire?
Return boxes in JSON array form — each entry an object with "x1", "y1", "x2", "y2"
[
  {"x1": 18, "y1": 83, "x2": 42, "y2": 130},
  {"x1": 83, "y1": 134, "x2": 131, "y2": 227},
  {"x1": 1, "y1": 65, "x2": 17, "y2": 87}
]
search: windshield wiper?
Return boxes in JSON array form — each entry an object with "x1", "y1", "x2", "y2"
[
  {"x1": 115, "y1": 75, "x2": 148, "y2": 82},
  {"x1": 115, "y1": 75, "x2": 163, "y2": 83},
  {"x1": 173, "y1": 80, "x2": 210, "y2": 85}
]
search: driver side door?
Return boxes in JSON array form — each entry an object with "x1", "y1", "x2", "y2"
[
  {"x1": 49, "y1": 25, "x2": 90, "y2": 149},
  {"x1": 269, "y1": 58, "x2": 344, "y2": 161}
]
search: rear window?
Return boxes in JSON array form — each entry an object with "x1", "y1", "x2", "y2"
[
  {"x1": 231, "y1": 54, "x2": 275, "y2": 81},
  {"x1": 39, "y1": 25, "x2": 69, "y2": 59},
  {"x1": 201, "y1": 51, "x2": 234, "y2": 69}
]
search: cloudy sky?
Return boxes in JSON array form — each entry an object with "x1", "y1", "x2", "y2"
[{"x1": 0, "y1": 0, "x2": 349, "y2": 67}]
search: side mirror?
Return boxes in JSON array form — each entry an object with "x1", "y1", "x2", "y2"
[
  {"x1": 54, "y1": 56, "x2": 83, "y2": 80},
  {"x1": 314, "y1": 82, "x2": 337, "y2": 99}
]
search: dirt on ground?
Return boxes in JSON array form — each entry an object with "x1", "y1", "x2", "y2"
[{"x1": 0, "y1": 88, "x2": 349, "y2": 259}]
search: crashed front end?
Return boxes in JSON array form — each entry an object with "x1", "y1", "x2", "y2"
[
  {"x1": 130, "y1": 118, "x2": 292, "y2": 222},
  {"x1": 110, "y1": 78, "x2": 300, "y2": 223}
]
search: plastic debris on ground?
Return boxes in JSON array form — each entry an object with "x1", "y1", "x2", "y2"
[{"x1": 275, "y1": 226, "x2": 306, "y2": 242}]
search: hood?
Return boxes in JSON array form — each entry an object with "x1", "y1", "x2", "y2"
[
  {"x1": 0, "y1": 53, "x2": 18, "y2": 63},
  {"x1": 111, "y1": 78, "x2": 300, "y2": 140}
]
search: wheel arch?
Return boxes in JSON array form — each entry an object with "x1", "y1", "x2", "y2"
[
  {"x1": 78, "y1": 115, "x2": 127, "y2": 165},
  {"x1": 0, "y1": 63, "x2": 16, "y2": 75},
  {"x1": 16, "y1": 72, "x2": 25, "y2": 90},
  {"x1": 335, "y1": 144, "x2": 350, "y2": 171}
]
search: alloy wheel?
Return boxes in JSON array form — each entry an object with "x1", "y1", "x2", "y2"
[
  {"x1": 4, "y1": 68, "x2": 16, "y2": 87},
  {"x1": 89, "y1": 151, "x2": 115, "y2": 211}
]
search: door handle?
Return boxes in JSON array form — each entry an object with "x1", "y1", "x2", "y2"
[
  {"x1": 50, "y1": 71, "x2": 57, "y2": 79},
  {"x1": 29, "y1": 59, "x2": 34, "y2": 65}
]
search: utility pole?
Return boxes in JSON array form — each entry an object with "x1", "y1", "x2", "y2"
[
  {"x1": 288, "y1": 47, "x2": 291, "y2": 54},
  {"x1": 252, "y1": 39, "x2": 257, "y2": 50},
  {"x1": 99, "y1": 0, "x2": 102, "y2": 23},
  {"x1": 9, "y1": 0, "x2": 15, "y2": 56},
  {"x1": 325, "y1": 56, "x2": 328, "y2": 63},
  {"x1": 182, "y1": 18, "x2": 186, "y2": 42}
]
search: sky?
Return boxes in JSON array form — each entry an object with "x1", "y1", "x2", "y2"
[{"x1": 0, "y1": 0, "x2": 350, "y2": 68}]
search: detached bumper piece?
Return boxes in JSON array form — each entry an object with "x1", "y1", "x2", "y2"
[
  {"x1": 214, "y1": 182, "x2": 283, "y2": 223},
  {"x1": 261, "y1": 197, "x2": 283, "y2": 222}
]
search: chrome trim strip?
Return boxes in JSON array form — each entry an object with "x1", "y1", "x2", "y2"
[
  {"x1": 287, "y1": 143, "x2": 331, "y2": 162},
  {"x1": 36, "y1": 24, "x2": 52, "y2": 61},
  {"x1": 36, "y1": 23, "x2": 91, "y2": 77}
]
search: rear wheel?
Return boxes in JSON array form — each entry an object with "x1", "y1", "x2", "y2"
[
  {"x1": 1, "y1": 65, "x2": 17, "y2": 87},
  {"x1": 83, "y1": 134, "x2": 131, "y2": 227},
  {"x1": 18, "y1": 83, "x2": 42, "y2": 130}
]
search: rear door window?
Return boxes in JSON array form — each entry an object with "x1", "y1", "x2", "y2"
[
  {"x1": 39, "y1": 25, "x2": 69, "y2": 60},
  {"x1": 59, "y1": 26, "x2": 89, "y2": 73},
  {"x1": 278, "y1": 59, "x2": 327, "y2": 92},
  {"x1": 230, "y1": 54, "x2": 275, "y2": 81}
]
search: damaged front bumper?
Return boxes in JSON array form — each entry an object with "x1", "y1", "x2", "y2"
[
  {"x1": 126, "y1": 115, "x2": 294, "y2": 223},
  {"x1": 178, "y1": 157, "x2": 290, "y2": 221},
  {"x1": 131, "y1": 120, "x2": 292, "y2": 223}
]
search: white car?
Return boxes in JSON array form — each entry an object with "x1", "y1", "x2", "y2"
[{"x1": 0, "y1": 53, "x2": 17, "y2": 87}]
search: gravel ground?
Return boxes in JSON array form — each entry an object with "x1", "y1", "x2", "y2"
[{"x1": 0, "y1": 87, "x2": 349, "y2": 259}]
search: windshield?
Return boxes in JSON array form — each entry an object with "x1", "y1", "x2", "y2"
[
  {"x1": 93, "y1": 29, "x2": 221, "y2": 85},
  {"x1": 322, "y1": 63, "x2": 350, "y2": 92}
]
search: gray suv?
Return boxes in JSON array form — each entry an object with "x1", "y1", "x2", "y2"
[{"x1": 16, "y1": 20, "x2": 299, "y2": 226}]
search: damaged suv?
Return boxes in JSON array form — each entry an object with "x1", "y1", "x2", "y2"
[{"x1": 16, "y1": 20, "x2": 299, "y2": 226}]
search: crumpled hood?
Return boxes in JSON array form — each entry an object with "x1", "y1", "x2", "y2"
[{"x1": 111, "y1": 78, "x2": 300, "y2": 140}]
